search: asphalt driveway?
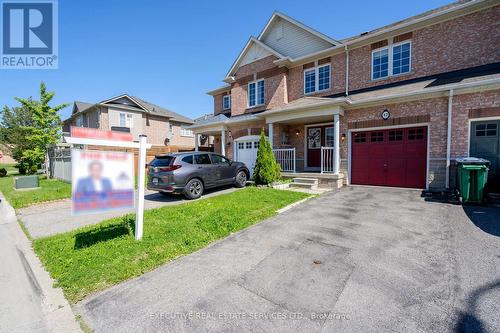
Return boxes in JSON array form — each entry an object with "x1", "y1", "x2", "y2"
[{"x1": 76, "y1": 186, "x2": 500, "y2": 333}]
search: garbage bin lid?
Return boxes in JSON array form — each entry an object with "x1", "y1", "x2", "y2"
[{"x1": 456, "y1": 157, "x2": 491, "y2": 165}]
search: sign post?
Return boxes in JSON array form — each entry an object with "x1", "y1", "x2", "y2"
[
  {"x1": 135, "y1": 135, "x2": 147, "y2": 240},
  {"x1": 65, "y1": 127, "x2": 151, "y2": 241}
]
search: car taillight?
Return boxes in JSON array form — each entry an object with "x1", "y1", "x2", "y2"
[{"x1": 158, "y1": 165, "x2": 182, "y2": 172}]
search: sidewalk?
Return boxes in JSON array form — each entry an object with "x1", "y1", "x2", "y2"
[
  {"x1": 19, "y1": 187, "x2": 239, "y2": 239},
  {"x1": 0, "y1": 196, "x2": 81, "y2": 333}
]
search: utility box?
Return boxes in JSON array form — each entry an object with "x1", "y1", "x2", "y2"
[{"x1": 14, "y1": 175, "x2": 39, "y2": 190}]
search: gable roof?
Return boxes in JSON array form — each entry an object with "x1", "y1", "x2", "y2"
[
  {"x1": 65, "y1": 94, "x2": 193, "y2": 124},
  {"x1": 225, "y1": 37, "x2": 285, "y2": 81}
]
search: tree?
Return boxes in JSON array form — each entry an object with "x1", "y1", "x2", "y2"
[
  {"x1": 253, "y1": 128, "x2": 281, "y2": 185},
  {"x1": 2, "y1": 82, "x2": 69, "y2": 174}
]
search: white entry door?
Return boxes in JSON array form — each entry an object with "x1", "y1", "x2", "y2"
[{"x1": 235, "y1": 137, "x2": 260, "y2": 176}]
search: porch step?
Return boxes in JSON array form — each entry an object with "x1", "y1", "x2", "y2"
[{"x1": 290, "y1": 177, "x2": 318, "y2": 190}]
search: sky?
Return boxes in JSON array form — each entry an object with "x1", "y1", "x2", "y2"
[{"x1": 0, "y1": 0, "x2": 452, "y2": 121}]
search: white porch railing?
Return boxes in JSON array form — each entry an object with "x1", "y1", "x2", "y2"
[
  {"x1": 273, "y1": 148, "x2": 296, "y2": 173},
  {"x1": 321, "y1": 147, "x2": 336, "y2": 173}
]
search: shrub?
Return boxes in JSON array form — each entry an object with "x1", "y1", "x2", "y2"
[
  {"x1": 0, "y1": 168, "x2": 6, "y2": 177},
  {"x1": 253, "y1": 129, "x2": 280, "y2": 185}
]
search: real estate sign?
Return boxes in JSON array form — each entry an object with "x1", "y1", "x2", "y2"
[{"x1": 71, "y1": 149, "x2": 134, "y2": 215}]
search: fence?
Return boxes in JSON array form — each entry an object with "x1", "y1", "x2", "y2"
[
  {"x1": 321, "y1": 147, "x2": 336, "y2": 173},
  {"x1": 273, "y1": 148, "x2": 296, "y2": 173},
  {"x1": 48, "y1": 145, "x2": 72, "y2": 182}
]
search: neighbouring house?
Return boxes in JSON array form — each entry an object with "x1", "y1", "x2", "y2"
[
  {"x1": 63, "y1": 94, "x2": 195, "y2": 149},
  {"x1": 190, "y1": 0, "x2": 500, "y2": 191}
]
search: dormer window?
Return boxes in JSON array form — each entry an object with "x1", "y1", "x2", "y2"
[
  {"x1": 223, "y1": 95, "x2": 231, "y2": 110},
  {"x1": 304, "y1": 64, "x2": 331, "y2": 94},
  {"x1": 248, "y1": 79, "x2": 264, "y2": 107}
]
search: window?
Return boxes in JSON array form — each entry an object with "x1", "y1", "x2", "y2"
[
  {"x1": 354, "y1": 133, "x2": 366, "y2": 143},
  {"x1": 238, "y1": 142, "x2": 245, "y2": 149},
  {"x1": 180, "y1": 126, "x2": 194, "y2": 137},
  {"x1": 150, "y1": 156, "x2": 174, "y2": 167},
  {"x1": 372, "y1": 41, "x2": 411, "y2": 80},
  {"x1": 248, "y1": 79, "x2": 264, "y2": 107},
  {"x1": 370, "y1": 132, "x2": 384, "y2": 142},
  {"x1": 408, "y1": 128, "x2": 425, "y2": 140},
  {"x1": 475, "y1": 123, "x2": 497, "y2": 137},
  {"x1": 181, "y1": 155, "x2": 193, "y2": 164},
  {"x1": 119, "y1": 112, "x2": 133, "y2": 128},
  {"x1": 388, "y1": 130, "x2": 403, "y2": 141},
  {"x1": 392, "y1": 42, "x2": 411, "y2": 75},
  {"x1": 246, "y1": 142, "x2": 252, "y2": 149},
  {"x1": 223, "y1": 95, "x2": 231, "y2": 110},
  {"x1": 75, "y1": 115, "x2": 83, "y2": 127},
  {"x1": 325, "y1": 127, "x2": 334, "y2": 147},
  {"x1": 254, "y1": 141, "x2": 259, "y2": 149},
  {"x1": 211, "y1": 154, "x2": 230, "y2": 164},
  {"x1": 194, "y1": 154, "x2": 211, "y2": 164},
  {"x1": 304, "y1": 64, "x2": 331, "y2": 94},
  {"x1": 372, "y1": 48, "x2": 389, "y2": 79}
]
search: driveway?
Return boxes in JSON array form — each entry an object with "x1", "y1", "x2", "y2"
[
  {"x1": 19, "y1": 187, "x2": 239, "y2": 239},
  {"x1": 76, "y1": 186, "x2": 500, "y2": 332}
]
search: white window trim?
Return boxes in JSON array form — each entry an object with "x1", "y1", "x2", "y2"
[
  {"x1": 119, "y1": 112, "x2": 133, "y2": 128},
  {"x1": 180, "y1": 126, "x2": 194, "y2": 137},
  {"x1": 371, "y1": 40, "x2": 412, "y2": 81},
  {"x1": 247, "y1": 78, "x2": 265, "y2": 108},
  {"x1": 303, "y1": 63, "x2": 331, "y2": 95},
  {"x1": 222, "y1": 95, "x2": 231, "y2": 110}
]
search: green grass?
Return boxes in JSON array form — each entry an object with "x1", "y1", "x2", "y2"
[
  {"x1": 0, "y1": 171, "x2": 71, "y2": 208},
  {"x1": 33, "y1": 187, "x2": 309, "y2": 303},
  {"x1": 0, "y1": 163, "x2": 18, "y2": 175}
]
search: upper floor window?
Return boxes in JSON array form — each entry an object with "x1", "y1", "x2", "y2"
[
  {"x1": 75, "y1": 115, "x2": 83, "y2": 127},
  {"x1": 304, "y1": 64, "x2": 331, "y2": 94},
  {"x1": 222, "y1": 95, "x2": 231, "y2": 110},
  {"x1": 180, "y1": 126, "x2": 194, "y2": 137},
  {"x1": 372, "y1": 41, "x2": 411, "y2": 80},
  {"x1": 119, "y1": 112, "x2": 133, "y2": 128},
  {"x1": 248, "y1": 79, "x2": 264, "y2": 107}
]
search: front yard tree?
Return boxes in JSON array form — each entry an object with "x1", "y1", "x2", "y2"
[
  {"x1": 0, "y1": 104, "x2": 34, "y2": 171},
  {"x1": 13, "y1": 82, "x2": 69, "y2": 174},
  {"x1": 253, "y1": 129, "x2": 281, "y2": 185}
]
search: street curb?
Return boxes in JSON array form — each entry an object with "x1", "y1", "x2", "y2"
[
  {"x1": 0, "y1": 193, "x2": 82, "y2": 332},
  {"x1": 276, "y1": 195, "x2": 314, "y2": 214}
]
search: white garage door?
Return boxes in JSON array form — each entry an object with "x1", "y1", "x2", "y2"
[{"x1": 235, "y1": 136, "x2": 260, "y2": 176}]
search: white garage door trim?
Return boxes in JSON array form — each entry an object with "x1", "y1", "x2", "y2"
[{"x1": 234, "y1": 135, "x2": 263, "y2": 176}]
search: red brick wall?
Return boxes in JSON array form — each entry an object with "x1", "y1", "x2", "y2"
[
  {"x1": 348, "y1": 6, "x2": 500, "y2": 91},
  {"x1": 451, "y1": 90, "x2": 500, "y2": 157}
]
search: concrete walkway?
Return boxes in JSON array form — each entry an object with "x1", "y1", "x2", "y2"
[
  {"x1": 76, "y1": 186, "x2": 500, "y2": 332},
  {"x1": 19, "y1": 187, "x2": 238, "y2": 239},
  {"x1": 0, "y1": 196, "x2": 81, "y2": 333}
]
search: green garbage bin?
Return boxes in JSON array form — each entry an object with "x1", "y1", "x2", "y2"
[{"x1": 456, "y1": 157, "x2": 490, "y2": 203}]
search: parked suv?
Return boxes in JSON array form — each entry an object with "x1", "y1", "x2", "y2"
[{"x1": 147, "y1": 152, "x2": 250, "y2": 199}]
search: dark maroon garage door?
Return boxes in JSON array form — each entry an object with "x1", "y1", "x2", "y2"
[{"x1": 351, "y1": 127, "x2": 427, "y2": 188}]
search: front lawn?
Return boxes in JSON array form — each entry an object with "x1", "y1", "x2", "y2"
[
  {"x1": 33, "y1": 187, "x2": 309, "y2": 303},
  {"x1": 0, "y1": 173, "x2": 71, "y2": 208}
]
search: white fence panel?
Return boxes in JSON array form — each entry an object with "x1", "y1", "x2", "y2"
[{"x1": 273, "y1": 148, "x2": 296, "y2": 173}]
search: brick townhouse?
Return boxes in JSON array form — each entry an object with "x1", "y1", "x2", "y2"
[{"x1": 190, "y1": 0, "x2": 500, "y2": 191}]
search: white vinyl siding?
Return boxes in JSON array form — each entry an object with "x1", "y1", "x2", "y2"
[{"x1": 260, "y1": 17, "x2": 333, "y2": 58}]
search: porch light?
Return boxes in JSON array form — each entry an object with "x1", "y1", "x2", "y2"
[
  {"x1": 341, "y1": 134, "x2": 346, "y2": 142},
  {"x1": 295, "y1": 129, "x2": 300, "y2": 136},
  {"x1": 228, "y1": 130, "x2": 232, "y2": 139}
]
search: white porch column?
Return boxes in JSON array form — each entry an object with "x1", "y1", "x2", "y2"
[
  {"x1": 334, "y1": 114, "x2": 340, "y2": 175},
  {"x1": 220, "y1": 129, "x2": 226, "y2": 156},
  {"x1": 268, "y1": 123, "x2": 273, "y2": 148},
  {"x1": 195, "y1": 134, "x2": 199, "y2": 152}
]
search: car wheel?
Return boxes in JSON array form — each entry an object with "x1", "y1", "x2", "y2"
[
  {"x1": 234, "y1": 170, "x2": 247, "y2": 188},
  {"x1": 184, "y1": 178, "x2": 204, "y2": 199}
]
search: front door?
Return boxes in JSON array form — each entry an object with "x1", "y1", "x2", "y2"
[
  {"x1": 306, "y1": 124, "x2": 334, "y2": 169},
  {"x1": 470, "y1": 120, "x2": 500, "y2": 191}
]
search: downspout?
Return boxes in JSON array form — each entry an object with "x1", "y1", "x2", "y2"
[
  {"x1": 446, "y1": 89, "x2": 453, "y2": 189},
  {"x1": 344, "y1": 45, "x2": 349, "y2": 96}
]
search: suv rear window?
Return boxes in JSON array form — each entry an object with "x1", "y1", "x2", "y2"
[
  {"x1": 150, "y1": 156, "x2": 174, "y2": 167},
  {"x1": 181, "y1": 155, "x2": 193, "y2": 164}
]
